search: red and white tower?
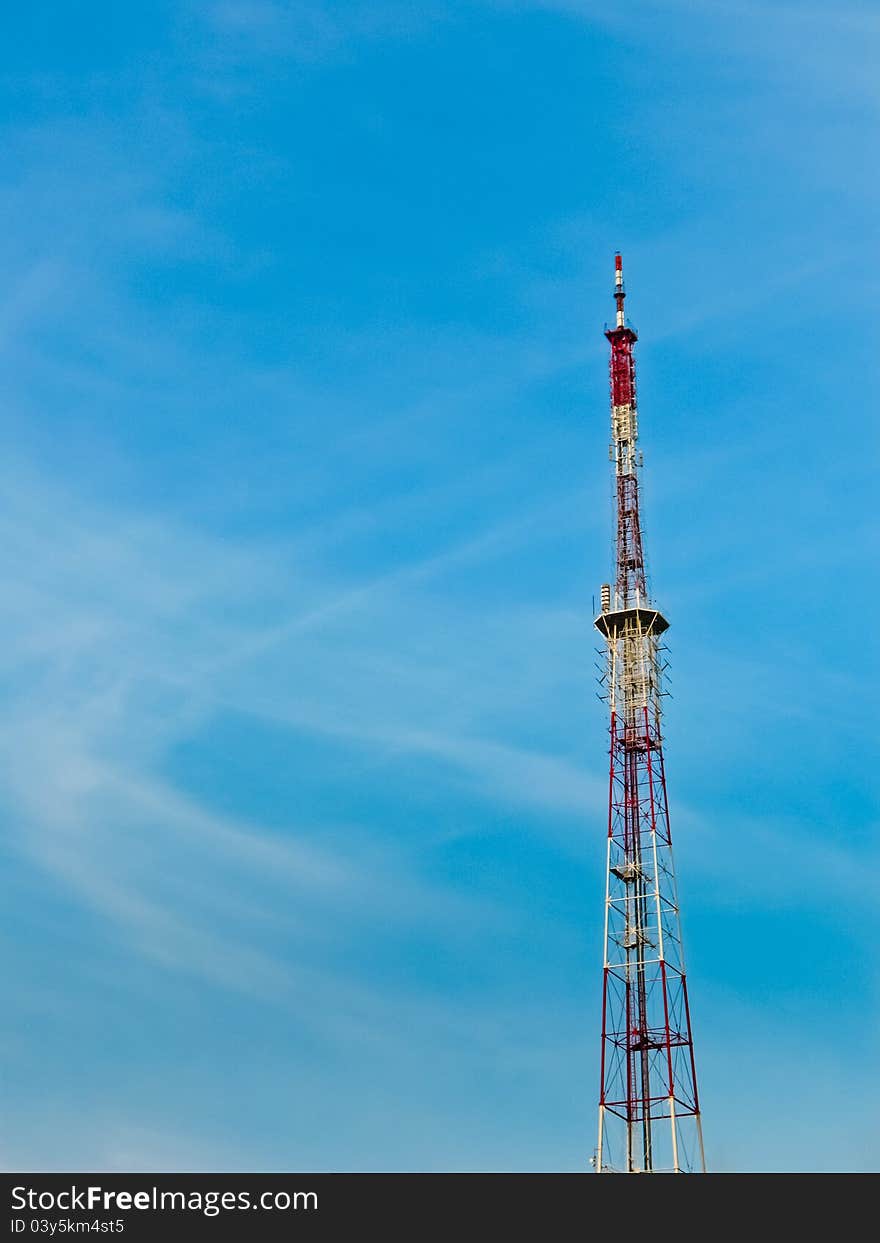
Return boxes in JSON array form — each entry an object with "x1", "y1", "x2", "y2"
[{"x1": 593, "y1": 254, "x2": 705, "y2": 1173}]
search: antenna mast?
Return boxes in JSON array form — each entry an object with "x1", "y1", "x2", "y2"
[{"x1": 593, "y1": 254, "x2": 706, "y2": 1173}]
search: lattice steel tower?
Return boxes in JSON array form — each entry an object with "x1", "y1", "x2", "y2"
[{"x1": 593, "y1": 254, "x2": 705, "y2": 1173}]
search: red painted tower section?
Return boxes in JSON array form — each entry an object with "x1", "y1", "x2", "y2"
[{"x1": 593, "y1": 255, "x2": 705, "y2": 1173}]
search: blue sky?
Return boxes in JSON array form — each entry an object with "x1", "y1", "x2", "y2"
[{"x1": 0, "y1": 1, "x2": 877, "y2": 1172}]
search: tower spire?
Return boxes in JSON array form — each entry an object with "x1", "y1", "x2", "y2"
[
  {"x1": 605, "y1": 256, "x2": 645, "y2": 611},
  {"x1": 593, "y1": 255, "x2": 706, "y2": 1173},
  {"x1": 614, "y1": 252, "x2": 625, "y2": 328}
]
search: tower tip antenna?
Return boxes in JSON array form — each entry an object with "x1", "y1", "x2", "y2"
[{"x1": 613, "y1": 253, "x2": 625, "y2": 326}]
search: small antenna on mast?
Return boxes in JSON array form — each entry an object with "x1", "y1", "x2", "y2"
[{"x1": 614, "y1": 253, "x2": 625, "y2": 328}]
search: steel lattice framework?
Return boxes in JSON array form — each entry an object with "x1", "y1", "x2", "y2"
[{"x1": 593, "y1": 255, "x2": 705, "y2": 1173}]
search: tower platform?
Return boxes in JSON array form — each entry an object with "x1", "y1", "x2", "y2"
[{"x1": 593, "y1": 605, "x2": 669, "y2": 639}]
